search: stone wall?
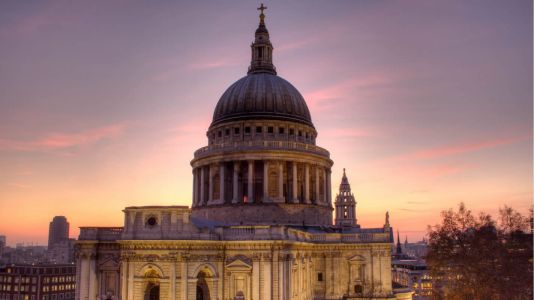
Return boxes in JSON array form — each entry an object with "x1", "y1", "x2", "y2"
[{"x1": 192, "y1": 203, "x2": 333, "y2": 226}]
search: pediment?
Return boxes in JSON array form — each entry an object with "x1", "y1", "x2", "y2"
[
  {"x1": 226, "y1": 258, "x2": 252, "y2": 271},
  {"x1": 99, "y1": 256, "x2": 119, "y2": 269},
  {"x1": 348, "y1": 254, "x2": 366, "y2": 263}
]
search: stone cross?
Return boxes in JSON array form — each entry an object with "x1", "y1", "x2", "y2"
[{"x1": 257, "y1": 3, "x2": 267, "y2": 15}]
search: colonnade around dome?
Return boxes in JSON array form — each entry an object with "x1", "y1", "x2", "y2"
[{"x1": 191, "y1": 159, "x2": 332, "y2": 207}]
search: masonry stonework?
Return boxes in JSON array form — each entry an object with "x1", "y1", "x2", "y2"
[{"x1": 75, "y1": 6, "x2": 395, "y2": 300}]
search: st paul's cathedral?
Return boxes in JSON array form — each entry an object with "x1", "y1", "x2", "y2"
[{"x1": 76, "y1": 6, "x2": 395, "y2": 300}]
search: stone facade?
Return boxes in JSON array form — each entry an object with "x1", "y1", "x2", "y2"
[
  {"x1": 75, "y1": 6, "x2": 395, "y2": 300},
  {"x1": 77, "y1": 207, "x2": 394, "y2": 300}
]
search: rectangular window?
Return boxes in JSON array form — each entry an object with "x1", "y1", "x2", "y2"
[
  {"x1": 278, "y1": 127, "x2": 285, "y2": 134},
  {"x1": 256, "y1": 126, "x2": 262, "y2": 133},
  {"x1": 289, "y1": 128, "x2": 294, "y2": 135},
  {"x1": 317, "y1": 272, "x2": 323, "y2": 281},
  {"x1": 268, "y1": 126, "x2": 273, "y2": 133},
  {"x1": 225, "y1": 129, "x2": 230, "y2": 136},
  {"x1": 234, "y1": 127, "x2": 240, "y2": 134},
  {"x1": 244, "y1": 127, "x2": 251, "y2": 134}
]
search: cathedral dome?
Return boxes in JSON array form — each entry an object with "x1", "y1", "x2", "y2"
[{"x1": 211, "y1": 73, "x2": 313, "y2": 127}]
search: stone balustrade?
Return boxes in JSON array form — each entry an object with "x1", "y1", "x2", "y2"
[
  {"x1": 79, "y1": 227, "x2": 123, "y2": 241},
  {"x1": 217, "y1": 226, "x2": 390, "y2": 243},
  {"x1": 194, "y1": 140, "x2": 330, "y2": 159},
  {"x1": 78, "y1": 224, "x2": 390, "y2": 244}
]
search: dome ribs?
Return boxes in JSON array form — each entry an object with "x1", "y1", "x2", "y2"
[{"x1": 210, "y1": 74, "x2": 314, "y2": 128}]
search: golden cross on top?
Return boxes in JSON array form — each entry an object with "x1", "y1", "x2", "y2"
[{"x1": 257, "y1": 3, "x2": 267, "y2": 15}]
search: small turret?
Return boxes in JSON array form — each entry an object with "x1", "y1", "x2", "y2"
[{"x1": 334, "y1": 168, "x2": 358, "y2": 227}]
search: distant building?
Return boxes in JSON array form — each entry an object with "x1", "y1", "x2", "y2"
[
  {"x1": 0, "y1": 264, "x2": 76, "y2": 300},
  {"x1": 391, "y1": 259, "x2": 432, "y2": 300},
  {"x1": 48, "y1": 217, "x2": 75, "y2": 264},
  {"x1": 48, "y1": 217, "x2": 69, "y2": 247},
  {"x1": 0, "y1": 236, "x2": 5, "y2": 257},
  {"x1": 47, "y1": 239, "x2": 76, "y2": 265},
  {"x1": 1, "y1": 245, "x2": 48, "y2": 265},
  {"x1": 403, "y1": 239, "x2": 428, "y2": 259}
]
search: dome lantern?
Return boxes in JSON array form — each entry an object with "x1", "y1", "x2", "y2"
[{"x1": 248, "y1": 3, "x2": 276, "y2": 75}]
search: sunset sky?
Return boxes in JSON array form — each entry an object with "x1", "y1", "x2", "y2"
[{"x1": 0, "y1": 1, "x2": 532, "y2": 246}]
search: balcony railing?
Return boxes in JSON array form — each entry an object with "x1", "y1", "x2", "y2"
[
  {"x1": 194, "y1": 140, "x2": 330, "y2": 159},
  {"x1": 79, "y1": 227, "x2": 123, "y2": 241},
  {"x1": 78, "y1": 225, "x2": 390, "y2": 244}
]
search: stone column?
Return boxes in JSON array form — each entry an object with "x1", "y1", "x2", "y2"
[
  {"x1": 181, "y1": 258, "x2": 188, "y2": 300},
  {"x1": 217, "y1": 260, "x2": 224, "y2": 300},
  {"x1": 208, "y1": 164, "x2": 214, "y2": 203},
  {"x1": 192, "y1": 168, "x2": 197, "y2": 206},
  {"x1": 79, "y1": 255, "x2": 89, "y2": 299},
  {"x1": 263, "y1": 160, "x2": 269, "y2": 202},
  {"x1": 200, "y1": 167, "x2": 205, "y2": 206},
  {"x1": 219, "y1": 163, "x2": 225, "y2": 204},
  {"x1": 232, "y1": 162, "x2": 240, "y2": 203},
  {"x1": 326, "y1": 169, "x2": 332, "y2": 205},
  {"x1": 253, "y1": 257, "x2": 260, "y2": 300},
  {"x1": 120, "y1": 259, "x2": 128, "y2": 299},
  {"x1": 292, "y1": 162, "x2": 298, "y2": 203},
  {"x1": 278, "y1": 161, "x2": 284, "y2": 203},
  {"x1": 304, "y1": 164, "x2": 311, "y2": 204},
  {"x1": 248, "y1": 160, "x2": 254, "y2": 203},
  {"x1": 169, "y1": 260, "x2": 176, "y2": 300},
  {"x1": 288, "y1": 258, "x2": 293, "y2": 299},
  {"x1": 88, "y1": 255, "x2": 97, "y2": 300},
  {"x1": 315, "y1": 167, "x2": 320, "y2": 204},
  {"x1": 322, "y1": 168, "x2": 327, "y2": 205},
  {"x1": 263, "y1": 256, "x2": 272, "y2": 300},
  {"x1": 278, "y1": 256, "x2": 285, "y2": 300},
  {"x1": 272, "y1": 252, "x2": 278, "y2": 300},
  {"x1": 127, "y1": 261, "x2": 134, "y2": 300}
]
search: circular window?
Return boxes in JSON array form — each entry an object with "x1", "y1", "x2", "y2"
[{"x1": 146, "y1": 217, "x2": 157, "y2": 227}]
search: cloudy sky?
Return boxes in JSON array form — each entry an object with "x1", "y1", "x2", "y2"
[{"x1": 0, "y1": 1, "x2": 531, "y2": 246}]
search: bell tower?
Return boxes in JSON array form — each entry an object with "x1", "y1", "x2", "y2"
[
  {"x1": 248, "y1": 3, "x2": 277, "y2": 75},
  {"x1": 335, "y1": 169, "x2": 358, "y2": 227}
]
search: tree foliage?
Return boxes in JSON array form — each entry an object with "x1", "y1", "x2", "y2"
[{"x1": 426, "y1": 203, "x2": 532, "y2": 300}]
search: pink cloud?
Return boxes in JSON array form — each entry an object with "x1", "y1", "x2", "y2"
[
  {"x1": 320, "y1": 127, "x2": 380, "y2": 139},
  {"x1": 276, "y1": 36, "x2": 320, "y2": 53},
  {"x1": 421, "y1": 163, "x2": 473, "y2": 178},
  {"x1": 186, "y1": 58, "x2": 241, "y2": 70},
  {"x1": 0, "y1": 5, "x2": 73, "y2": 38},
  {"x1": 400, "y1": 135, "x2": 531, "y2": 161},
  {"x1": 5, "y1": 182, "x2": 31, "y2": 189},
  {"x1": 304, "y1": 74, "x2": 394, "y2": 112},
  {"x1": 0, "y1": 124, "x2": 125, "y2": 152},
  {"x1": 150, "y1": 56, "x2": 241, "y2": 82}
]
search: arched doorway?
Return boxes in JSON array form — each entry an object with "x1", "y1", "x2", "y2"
[
  {"x1": 144, "y1": 282, "x2": 159, "y2": 300},
  {"x1": 196, "y1": 271, "x2": 211, "y2": 300}
]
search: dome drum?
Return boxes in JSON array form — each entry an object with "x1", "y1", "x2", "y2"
[
  {"x1": 190, "y1": 157, "x2": 333, "y2": 226},
  {"x1": 206, "y1": 120, "x2": 317, "y2": 147}
]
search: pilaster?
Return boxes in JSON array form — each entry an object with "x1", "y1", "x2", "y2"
[{"x1": 233, "y1": 162, "x2": 240, "y2": 203}]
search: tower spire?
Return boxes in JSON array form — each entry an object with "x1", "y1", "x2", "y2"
[
  {"x1": 248, "y1": 3, "x2": 277, "y2": 75},
  {"x1": 334, "y1": 168, "x2": 358, "y2": 227},
  {"x1": 396, "y1": 230, "x2": 403, "y2": 254}
]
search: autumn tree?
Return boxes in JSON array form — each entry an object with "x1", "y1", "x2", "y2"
[{"x1": 426, "y1": 203, "x2": 532, "y2": 300}]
